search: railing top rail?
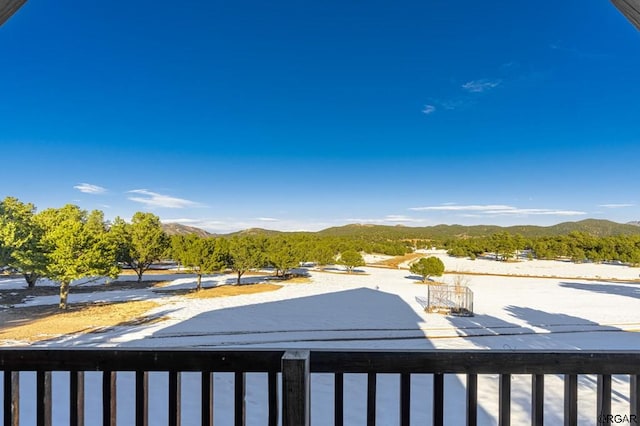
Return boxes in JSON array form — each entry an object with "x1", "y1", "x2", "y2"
[
  {"x1": 0, "y1": 348, "x2": 286, "y2": 372},
  {"x1": 1, "y1": 348, "x2": 639, "y2": 374},
  {"x1": 310, "y1": 350, "x2": 640, "y2": 374}
]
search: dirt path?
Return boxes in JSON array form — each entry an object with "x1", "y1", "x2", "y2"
[{"x1": 368, "y1": 253, "x2": 424, "y2": 268}]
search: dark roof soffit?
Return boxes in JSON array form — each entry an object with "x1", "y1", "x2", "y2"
[
  {"x1": 0, "y1": 0, "x2": 27, "y2": 27},
  {"x1": 612, "y1": 0, "x2": 640, "y2": 31}
]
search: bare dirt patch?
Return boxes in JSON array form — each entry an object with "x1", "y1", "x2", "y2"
[
  {"x1": 0, "y1": 300, "x2": 160, "y2": 343},
  {"x1": 369, "y1": 253, "x2": 424, "y2": 268},
  {"x1": 184, "y1": 283, "x2": 282, "y2": 299},
  {"x1": 264, "y1": 274, "x2": 312, "y2": 284},
  {"x1": 243, "y1": 271, "x2": 272, "y2": 276}
]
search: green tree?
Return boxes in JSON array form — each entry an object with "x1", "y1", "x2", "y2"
[
  {"x1": 532, "y1": 239, "x2": 553, "y2": 260},
  {"x1": 110, "y1": 212, "x2": 169, "y2": 283},
  {"x1": 447, "y1": 246, "x2": 467, "y2": 258},
  {"x1": 38, "y1": 205, "x2": 119, "y2": 309},
  {"x1": 490, "y1": 232, "x2": 516, "y2": 261},
  {"x1": 267, "y1": 237, "x2": 301, "y2": 277},
  {"x1": 312, "y1": 243, "x2": 336, "y2": 270},
  {"x1": 628, "y1": 241, "x2": 640, "y2": 267},
  {"x1": 0, "y1": 197, "x2": 47, "y2": 287},
  {"x1": 227, "y1": 236, "x2": 265, "y2": 284},
  {"x1": 171, "y1": 235, "x2": 225, "y2": 291},
  {"x1": 410, "y1": 256, "x2": 445, "y2": 283},
  {"x1": 339, "y1": 250, "x2": 364, "y2": 273}
]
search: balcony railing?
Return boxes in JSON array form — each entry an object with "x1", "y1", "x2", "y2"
[{"x1": 1, "y1": 349, "x2": 639, "y2": 425}]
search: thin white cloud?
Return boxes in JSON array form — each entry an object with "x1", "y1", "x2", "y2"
[
  {"x1": 345, "y1": 218, "x2": 386, "y2": 224},
  {"x1": 598, "y1": 204, "x2": 634, "y2": 208},
  {"x1": 163, "y1": 218, "x2": 210, "y2": 224},
  {"x1": 257, "y1": 217, "x2": 279, "y2": 222},
  {"x1": 427, "y1": 97, "x2": 474, "y2": 112},
  {"x1": 549, "y1": 41, "x2": 608, "y2": 60},
  {"x1": 440, "y1": 98, "x2": 471, "y2": 110},
  {"x1": 486, "y1": 208, "x2": 586, "y2": 216},
  {"x1": 410, "y1": 204, "x2": 514, "y2": 212},
  {"x1": 345, "y1": 215, "x2": 429, "y2": 224},
  {"x1": 461, "y1": 79, "x2": 501, "y2": 93},
  {"x1": 422, "y1": 104, "x2": 436, "y2": 115},
  {"x1": 74, "y1": 183, "x2": 107, "y2": 194},
  {"x1": 410, "y1": 204, "x2": 585, "y2": 216},
  {"x1": 127, "y1": 189, "x2": 200, "y2": 209},
  {"x1": 500, "y1": 61, "x2": 519, "y2": 71},
  {"x1": 383, "y1": 215, "x2": 425, "y2": 223}
]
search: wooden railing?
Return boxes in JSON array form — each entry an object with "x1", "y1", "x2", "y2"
[{"x1": 1, "y1": 349, "x2": 639, "y2": 425}]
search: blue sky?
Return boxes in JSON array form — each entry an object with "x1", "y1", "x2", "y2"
[{"x1": 1, "y1": 1, "x2": 639, "y2": 233}]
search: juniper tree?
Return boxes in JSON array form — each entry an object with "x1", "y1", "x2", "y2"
[
  {"x1": 171, "y1": 234, "x2": 226, "y2": 291},
  {"x1": 267, "y1": 237, "x2": 301, "y2": 277},
  {"x1": 0, "y1": 196, "x2": 47, "y2": 288},
  {"x1": 339, "y1": 250, "x2": 364, "y2": 273},
  {"x1": 409, "y1": 256, "x2": 445, "y2": 283},
  {"x1": 38, "y1": 205, "x2": 119, "y2": 309},
  {"x1": 109, "y1": 212, "x2": 169, "y2": 283},
  {"x1": 227, "y1": 236, "x2": 265, "y2": 285},
  {"x1": 312, "y1": 243, "x2": 336, "y2": 270}
]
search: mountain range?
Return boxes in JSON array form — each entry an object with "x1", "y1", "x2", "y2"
[{"x1": 162, "y1": 219, "x2": 640, "y2": 239}]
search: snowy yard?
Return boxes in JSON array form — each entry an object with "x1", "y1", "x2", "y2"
[{"x1": 2, "y1": 254, "x2": 640, "y2": 424}]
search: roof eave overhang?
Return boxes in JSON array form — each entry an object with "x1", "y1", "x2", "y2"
[
  {"x1": 0, "y1": 0, "x2": 27, "y2": 27},
  {"x1": 612, "y1": 0, "x2": 640, "y2": 31}
]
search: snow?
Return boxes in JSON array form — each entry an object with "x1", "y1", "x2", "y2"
[{"x1": 2, "y1": 256, "x2": 640, "y2": 424}]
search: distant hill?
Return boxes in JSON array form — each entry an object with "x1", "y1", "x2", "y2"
[
  {"x1": 317, "y1": 219, "x2": 640, "y2": 239},
  {"x1": 543, "y1": 219, "x2": 640, "y2": 237},
  {"x1": 161, "y1": 219, "x2": 640, "y2": 240},
  {"x1": 627, "y1": 221, "x2": 640, "y2": 226},
  {"x1": 225, "y1": 227, "x2": 286, "y2": 237},
  {"x1": 161, "y1": 223, "x2": 215, "y2": 238}
]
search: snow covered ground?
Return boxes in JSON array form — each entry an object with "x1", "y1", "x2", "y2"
[{"x1": 1, "y1": 254, "x2": 640, "y2": 424}]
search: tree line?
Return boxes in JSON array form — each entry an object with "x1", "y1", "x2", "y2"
[
  {"x1": 0, "y1": 197, "x2": 375, "y2": 309},
  {"x1": 444, "y1": 230, "x2": 640, "y2": 264}
]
